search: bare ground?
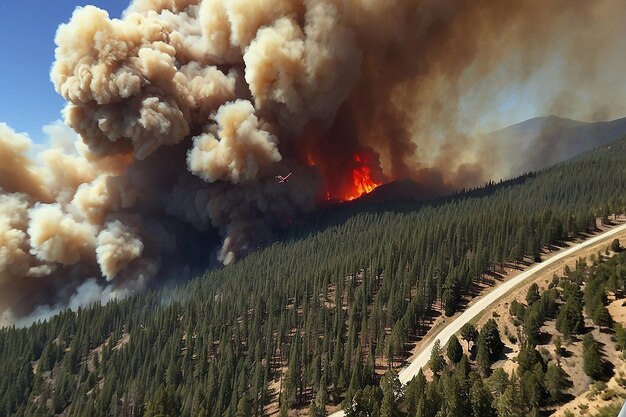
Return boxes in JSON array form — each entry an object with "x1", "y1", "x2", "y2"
[
  {"x1": 282, "y1": 220, "x2": 626, "y2": 416},
  {"x1": 469, "y1": 221, "x2": 626, "y2": 416}
]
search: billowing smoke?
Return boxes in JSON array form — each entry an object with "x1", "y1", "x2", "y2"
[{"x1": 2, "y1": 0, "x2": 625, "y2": 323}]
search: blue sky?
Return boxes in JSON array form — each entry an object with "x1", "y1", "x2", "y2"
[
  {"x1": 0, "y1": 1, "x2": 128, "y2": 142},
  {"x1": 1, "y1": 1, "x2": 624, "y2": 143}
]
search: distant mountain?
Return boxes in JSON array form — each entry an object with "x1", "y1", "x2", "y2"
[
  {"x1": 360, "y1": 116, "x2": 626, "y2": 204},
  {"x1": 483, "y1": 115, "x2": 626, "y2": 177}
]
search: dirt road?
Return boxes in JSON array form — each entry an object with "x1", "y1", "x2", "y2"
[{"x1": 328, "y1": 222, "x2": 626, "y2": 417}]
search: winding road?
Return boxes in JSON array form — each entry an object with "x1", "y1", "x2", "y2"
[{"x1": 329, "y1": 221, "x2": 626, "y2": 417}]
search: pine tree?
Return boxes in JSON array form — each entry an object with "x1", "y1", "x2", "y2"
[
  {"x1": 379, "y1": 388, "x2": 395, "y2": 417},
  {"x1": 235, "y1": 395, "x2": 252, "y2": 417},
  {"x1": 553, "y1": 335, "x2": 563, "y2": 357},
  {"x1": 520, "y1": 369, "x2": 542, "y2": 410},
  {"x1": 381, "y1": 369, "x2": 403, "y2": 403},
  {"x1": 509, "y1": 244, "x2": 522, "y2": 266},
  {"x1": 406, "y1": 370, "x2": 426, "y2": 417},
  {"x1": 469, "y1": 373, "x2": 496, "y2": 417},
  {"x1": 456, "y1": 354, "x2": 470, "y2": 378},
  {"x1": 544, "y1": 363, "x2": 571, "y2": 402},
  {"x1": 314, "y1": 379, "x2": 329, "y2": 413},
  {"x1": 583, "y1": 334, "x2": 603, "y2": 380},
  {"x1": 144, "y1": 387, "x2": 180, "y2": 417},
  {"x1": 481, "y1": 319, "x2": 504, "y2": 361},
  {"x1": 486, "y1": 368, "x2": 509, "y2": 400},
  {"x1": 415, "y1": 397, "x2": 426, "y2": 417},
  {"x1": 496, "y1": 375, "x2": 525, "y2": 417},
  {"x1": 429, "y1": 340, "x2": 445, "y2": 376},
  {"x1": 593, "y1": 303, "x2": 613, "y2": 328},
  {"x1": 526, "y1": 283, "x2": 540, "y2": 305},
  {"x1": 523, "y1": 303, "x2": 543, "y2": 346},
  {"x1": 308, "y1": 401, "x2": 327, "y2": 417},
  {"x1": 476, "y1": 334, "x2": 491, "y2": 376},
  {"x1": 616, "y1": 324, "x2": 626, "y2": 354},
  {"x1": 460, "y1": 323, "x2": 478, "y2": 352},
  {"x1": 345, "y1": 386, "x2": 382, "y2": 417},
  {"x1": 446, "y1": 335, "x2": 463, "y2": 364},
  {"x1": 443, "y1": 275, "x2": 460, "y2": 317},
  {"x1": 611, "y1": 239, "x2": 622, "y2": 252}
]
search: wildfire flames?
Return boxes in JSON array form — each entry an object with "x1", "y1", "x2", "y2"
[
  {"x1": 343, "y1": 154, "x2": 382, "y2": 201},
  {"x1": 305, "y1": 149, "x2": 383, "y2": 202}
]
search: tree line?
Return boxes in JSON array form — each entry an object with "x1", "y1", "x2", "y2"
[{"x1": 347, "y1": 243, "x2": 626, "y2": 416}]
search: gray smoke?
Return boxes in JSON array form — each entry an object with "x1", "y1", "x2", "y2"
[{"x1": 1, "y1": 0, "x2": 625, "y2": 324}]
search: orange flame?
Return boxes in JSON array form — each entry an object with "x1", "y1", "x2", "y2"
[
  {"x1": 343, "y1": 154, "x2": 381, "y2": 201},
  {"x1": 303, "y1": 150, "x2": 381, "y2": 202}
]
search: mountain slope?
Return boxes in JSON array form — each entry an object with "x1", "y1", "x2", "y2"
[
  {"x1": 1, "y1": 136, "x2": 626, "y2": 416},
  {"x1": 360, "y1": 116, "x2": 626, "y2": 204},
  {"x1": 483, "y1": 115, "x2": 626, "y2": 177}
]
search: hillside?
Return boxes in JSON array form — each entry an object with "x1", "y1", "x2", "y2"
[
  {"x1": 470, "y1": 226, "x2": 626, "y2": 417},
  {"x1": 1, "y1": 136, "x2": 626, "y2": 417},
  {"x1": 399, "y1": 242, "x2": 626, "y2": 417},
  {"x1": 358, "y1": 116, "x2": 626, "y2": 205},
  {"x1": 482, "y1": 115, "x2": 626, "y2": 178}
]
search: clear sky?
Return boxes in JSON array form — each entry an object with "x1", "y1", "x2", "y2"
[{"x1": 0, "y1": 1, "x2": 128, "y2": 142}]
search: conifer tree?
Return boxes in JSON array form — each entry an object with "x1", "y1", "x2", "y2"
[
  {"x1": 460, "y1": 323, "x2": 478, "y2": 352},
  {"x1": 406, "y1": 370, "x2": 426, "y2": 417},
  {"x1": 526, "y1": 283, "x2": 540, "y2": 305},
  {"x1": 611, "y1": 239, "x2": 622, "y2": 253},
  {"x1": 476, "y1": 334, "x2": 491, "y2": 376},
  {"x1": 3, "y1": 137, "x2": 626, "y2": 416},
  {"x1": 481, "y1": 319, "x2": 504, "y2": 361},
  {"x1": 446, "y1": 335, "x2": 463, "y2": 364},
  {"x1": 429, "y1": 340, "x2": 445, "y2": 376},
  {"x1": 583, "y1": 334, "x2": 603, "y2": 380},
  {"x1": 144, "y1": 388, "x2": 180, "y2": 417},
  {"x1": 469, "y1": 373, "x2": 496, "y2": 417},
  {"x1": 593, "y1": 303, "x2": 613, "y2": 328},
  {"x1": 235, "y1": 395, "x2": 252, "y2": 417},
  {"x1": 544, "y1": 363, "x2": 571, "y2": 402},
  {"x1": 496, "y1": 374, "x2": 525, "y2": 417}
]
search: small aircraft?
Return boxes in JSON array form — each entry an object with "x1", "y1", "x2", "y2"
[{"x1": 275, "y1": 173, "x2": 292, "y2": 183}]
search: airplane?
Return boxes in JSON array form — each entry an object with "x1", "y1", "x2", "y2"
[{"x1": 275, "y1": 173, "x2": 292, "y2": 183}]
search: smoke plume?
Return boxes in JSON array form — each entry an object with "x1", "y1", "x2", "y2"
[{"x1": 1, "y1": 0, "x2": 625, "y2": 323}]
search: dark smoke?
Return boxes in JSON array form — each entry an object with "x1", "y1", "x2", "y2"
[{"x1": 1, "y1": 0, "x2": 625, "y2": 324}]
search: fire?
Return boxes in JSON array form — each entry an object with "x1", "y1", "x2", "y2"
[
  {"x1": 343, "y1": 154, "x2": 381, "y2": 201},
  {"x1": 302, "y1": 149, "x2": 382, "y2": 202}
]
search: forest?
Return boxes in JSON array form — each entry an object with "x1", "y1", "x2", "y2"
[
  {"x1": 1, "y1": 136, "x2": 626, "y2": 417},
  {"x1": 376, "y1": 239, "x2": 626, "y2": 417}
]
